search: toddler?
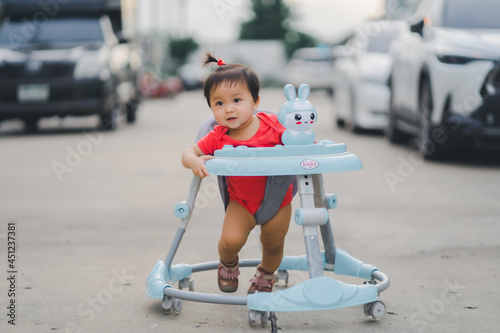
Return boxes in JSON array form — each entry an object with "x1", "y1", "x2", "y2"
[{"x1": 182, "y1": 54, "x2": 293, "y2": 294}]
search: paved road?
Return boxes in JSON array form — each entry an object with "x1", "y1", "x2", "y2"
[{"x1": 1, "y1": 88, "x2": 499, "y2": 332}]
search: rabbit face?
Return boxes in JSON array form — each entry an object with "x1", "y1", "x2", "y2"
[
  {"x1": 283, "y1": 110, "x2": 316, "y2": 131},
  {"x1": 278, "y1": 83, "x2": 318, "y2": 131}
]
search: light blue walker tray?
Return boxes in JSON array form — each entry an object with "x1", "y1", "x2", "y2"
[
  {"x1": 206, "y1": 139, "x2": 362, "y2": 176},
  {"x1": 146, "y1": 84, "x2": 390, "y2": 331}
]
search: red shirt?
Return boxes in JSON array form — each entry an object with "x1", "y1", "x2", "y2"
[{"x1": 197, "y1": 113, "x2": 293, "y2": 215}]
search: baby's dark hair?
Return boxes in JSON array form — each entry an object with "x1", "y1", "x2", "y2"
[{"x1": 203, "y1": 53, "x2": 260, "y2": 107}]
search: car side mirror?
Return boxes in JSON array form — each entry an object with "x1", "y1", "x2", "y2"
[{"x1": 410, "y1": 19, "x2": 424, "y2": 36}]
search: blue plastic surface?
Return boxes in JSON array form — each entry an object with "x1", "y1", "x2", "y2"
[
  {"x1": 146, "y1": 260, "x2": 170, "y2": 299},
  {"x1": 173, "y1": 201, "x2": 190, "y2": 219},
  {"x1": 334, "y1": 249, "x2": 378, "y2": 280},
  {"x1": 294, "y1": 208, "x2": 329, "y2": 226},
  {"x1": 278, "y1": 253, "x2": 326, "y2": 271},
  {"x1": 277, "y1": 250, "x2": 378, "y2": 280},
  {"x1": 247, "y1": 276, "x2": 378, "y2": 312},
  {"x1": 146, "y1": 261, "x2": 193, "y2": 299},
  {"x1": 169, "y1": 263, "x2": 192, "y2": 284},
  {"x1": 326, "y1": 194, "x2": 338, "y2": 209},
  {"x1": 205, "y1": 140, "x2": 362, "y2": 176}
]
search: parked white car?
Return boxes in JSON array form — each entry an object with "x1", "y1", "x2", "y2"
[
  {"x1": 387, "y1": 0, "x2": 500, "y2": 159},
  {"x1": 332, "y1": 20, "x2": 403, "y2": 132},
  {"x1": 285, "y1": 47, "x2": 335, "y2": 94}
]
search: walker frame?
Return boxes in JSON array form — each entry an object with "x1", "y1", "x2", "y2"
[{"x1": 146, "y1": 140, "x2": 390, "y2": 330}]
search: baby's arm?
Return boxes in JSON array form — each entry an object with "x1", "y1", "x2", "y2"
[{"x1": 181, "y1": 144, "x2": 214, "y2": 178}]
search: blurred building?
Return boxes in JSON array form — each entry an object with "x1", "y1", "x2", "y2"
[
  {"x1": 198, "y1": 40, "x2": 288, "y2": 85},
  {"x1": 133, "y1": 0, "x2": 173, "y2": 76}
]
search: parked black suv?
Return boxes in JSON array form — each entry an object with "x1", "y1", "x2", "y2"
[{"x1": 0, "y1": 0, "x2": 142, "y2": 131}]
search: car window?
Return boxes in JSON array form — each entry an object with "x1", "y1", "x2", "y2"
[
  {"x1": 366, "y1": 30, "x2": 399, "y2": 53},
  {"x1": 415, "y1": 0, "x2": 433, "y2": 16},
  {"x1": 0, "y1": 17, "x2": 104, "y2": 47},
  {"x1": 442, "y1": 0, "x2": 500, "y2": 29},
  {"x1": 426, "y1": 0, "x2": 444, "y2": 27}
]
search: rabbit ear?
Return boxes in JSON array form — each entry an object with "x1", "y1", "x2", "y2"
[
  {"x1": 284, "y1": 84, "x2": 296, "y2": 101},
  {"x1": 298, "y1": 84, "x2": 310, "y2": 101}
]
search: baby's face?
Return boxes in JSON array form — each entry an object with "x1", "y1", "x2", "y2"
[
  {"x1": 284, "y1": 110, "x2": 316, "y2": 131},
  {"x1": 209, "y1": 81, "x2": 259, "y2": 130}
]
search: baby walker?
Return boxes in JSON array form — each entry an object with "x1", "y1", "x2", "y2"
[{"x1": 146, "y1": 84, "x2": 390, "y2": 331}]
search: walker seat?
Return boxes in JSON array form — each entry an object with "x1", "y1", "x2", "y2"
[{"x1": 146, "y1": 84, "x2": 390, "y2": 331}]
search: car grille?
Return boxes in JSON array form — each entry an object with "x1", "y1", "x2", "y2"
[
  {"x1": 0, "y1": 80, "x2": 103, "y2": 103},
  {"x1": 0, "y1": 62, "x2": 75, "y2": 78},
  {"x1": 480, "y1": 61, "x2": 500, "y2": 100}
]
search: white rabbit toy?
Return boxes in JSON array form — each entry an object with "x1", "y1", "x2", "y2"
[{"x1": 278, "y1": 83, "x2": 318, "y2": 146}]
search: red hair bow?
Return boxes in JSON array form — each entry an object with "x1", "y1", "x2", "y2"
[{"x1": 217, "y1": 58, "x2": 226, "y2": 66}]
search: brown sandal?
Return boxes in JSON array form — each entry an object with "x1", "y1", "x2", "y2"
[
  {"x1": 217, "y1": 257, "x2": 240, "y2": 293},
  {"x1": 247, "y1": 265, "x2": 275, "y2": 294}
]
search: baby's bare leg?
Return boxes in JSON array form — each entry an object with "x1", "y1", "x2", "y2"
[
  {"x1": 260, "y1": 204, "x2": 292, "y2": 272},
  {"x1": 218, "y1": 201, "x2": 256, "y2": 263}
]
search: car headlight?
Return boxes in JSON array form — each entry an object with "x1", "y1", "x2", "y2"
[
  {"x1": 480, "y1": 62, "x2": 500, "y2": 100},
  {"x1": 73, "y1": 54, "x2": 110, "y2": 80},
  {"x1": 436, "y1": 54, "x2": 482, "y2": 65}
]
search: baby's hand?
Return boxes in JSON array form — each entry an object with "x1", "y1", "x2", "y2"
[
  {"x1": 190, "y1": 155, "x2": 214, "y2": 178},
  {"x1": 181, "y1": 145, "x2": 214, "y2": 178}
]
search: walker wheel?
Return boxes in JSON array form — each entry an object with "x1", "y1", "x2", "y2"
[
  {"x1": 363, "y1": 279, "x2": 377, "y2": 285},
  {"x1": 248, "y1": 310, "x2": 267, "y2": 327},
  {"x1": 161, "y1": 296, "x2": 173, "y2": 312},
  {"x1": 276, "y1": 270, "x2": 289, "y2": 286},
  {"x1": 172, "y1": 298, "x2": 183, "y2": 314},
  {"x1": 179, "y1": 278, "x2": 194, "y2": 291},
  {"x1": 162, "y1": 296, "x2": 182, "y2": 314},
  {"x1": 364, "y1": 301, "x2": 385, "y2": 320}
]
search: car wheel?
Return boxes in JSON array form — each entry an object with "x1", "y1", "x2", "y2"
[
  {"x1": 126, "y1": 100, "x2": 138, "y2": 124},
  {"x1": 386, "y1": 88, "x2": 410, "y2": 144},
  {"x1": 417, "y1": 79, "x2": 446, "y2": 160},
  {"x1": 346, "y1": 90, "x2": 362, "y2": 133},
  {"x1": 336, "y1": 117, "x2": 345, "y2": 128},
  {"x1": 332, "y1": 92, "x2": 345, "y2": 128},
  {"x1": 346, "y1": 116, "x2": 362, "y2": 133},
  {"x1": 24, "y1": 118, "x2": 39, "y2": 133},
  {"x1": 100, "y1": 100, "x2": 122, "y2": 131}
]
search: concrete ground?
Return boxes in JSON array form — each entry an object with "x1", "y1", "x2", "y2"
[{"x1": 1, "y1": 88, "x2": 499, "y2": 332}]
